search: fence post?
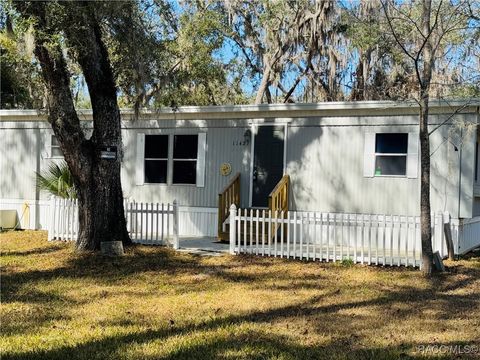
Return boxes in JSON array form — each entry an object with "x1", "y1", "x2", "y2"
[
  {"x1": 124, "y1": 198, "x2": 129, "y2": 233},
  {"x1": 229, "y1": 204, "x2": 237, "y2": 255},
  {"x1": 172, "y1": 200, "x2": 179, "y2": 249},
  {"x1": 443, "y1": 211, "x2": 455, "y2": 261},
  {"x1": 47, "y1": 196, "x2": 55, "y2": 241}
]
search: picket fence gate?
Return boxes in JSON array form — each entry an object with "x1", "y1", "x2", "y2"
[
  {"x1": 228, "y1": 205, "x2": 464, "y2": 268},
  {"x1": 47, "y1": 196, "x2": 179, "y2": 248}
]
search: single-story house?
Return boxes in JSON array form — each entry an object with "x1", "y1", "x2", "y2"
[{"x1": 1, "y1": 100, "x2": 479, "y2": 242}]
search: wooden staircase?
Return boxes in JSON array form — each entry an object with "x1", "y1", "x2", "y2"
[
  {"x1": 217, "y1": 173, "x2": 289, "y2": 242},
  {"x1": 217, "y1": 173, "x2": 240, "y2": 241}
]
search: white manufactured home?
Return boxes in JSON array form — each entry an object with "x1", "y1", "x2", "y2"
[{"x1": 1, "y1": 100, "x2": 479, "y2": 263}]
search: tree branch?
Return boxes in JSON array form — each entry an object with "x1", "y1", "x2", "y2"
[
  {"x1": 428, "y1": 102, "x2": 471, "y2": 136},
  {"x1": 381, "y1": 0, "x2": 416, "y2": 62}
]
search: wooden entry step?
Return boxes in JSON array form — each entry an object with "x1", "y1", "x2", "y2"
[{"x1": 217, "y1": 174, "x2": 289, "y2": 242}]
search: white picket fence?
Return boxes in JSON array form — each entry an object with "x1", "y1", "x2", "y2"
[
  {"x1": 46, "y1": 196, "x2": 479, "y2": 264},
  {"x1": 47, "y1": 197, "x2": 179, "y2": 248},
  {"x1": 458, "y1": 216, "x2": 480, "y2": 255},
  {"x1": 125, "y1": 201, "x2": 178, "y2": 246},
  {"x1": 228, "y1": 206, "x2": 463, "y2": 268},
  {"x1": 47, "y1": 197, "x2": 79, "y2": 242}
]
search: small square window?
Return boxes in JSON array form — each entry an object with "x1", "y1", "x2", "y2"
[
  {"x1": 50, "y1": 135, "x2": 63, "y2": 158},
  {"x1": 173, "y1": 135, "x2": 198, "y2": 159},
  {"x1": 173, "y1": 161, "x2": 196, "y2": 184},
  {"x1": 145, "y1": 160, "x2": 168, "y2": 183},
  {"x1": 145, "y1": 135, "x2": 168, "y2": 158},
  {"x1": 374, "y1": 133, "x2": 408, "y2": 176}
]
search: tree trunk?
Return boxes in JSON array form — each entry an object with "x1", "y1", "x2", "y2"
[
  {"x1": 21, "y1": 2, "x2": 131, "y2": 251},
  {"x1": 70, "y1": 5, "x2": 131, "y2": 250},
  {"x1": 76, "y1": 161, "x2": 130, "y2": 251},
  {"x1": 351, "y1": 53, "x2": 365, "y2": 101},
  {"x1": 255, "y1": 58, "x2": 272, "y2": 104},
  {"x1": 419, "y1": 0, "x2": 434, "y2": 275},
  {"x1": 419, "y1": 92, "x2": 434, "y2": 274}
]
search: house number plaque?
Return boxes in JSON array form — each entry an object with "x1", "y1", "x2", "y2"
[{"x1": 100, "y1": 146, "x2": 117, "y2": 160}]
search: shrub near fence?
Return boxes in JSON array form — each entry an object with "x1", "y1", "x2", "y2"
[
  {"x1": 47, "y1": 197, "x2": 179, "y2": 248},
  {"x1": 228, "y1": 205, "x2": 464, "y2": 268}
]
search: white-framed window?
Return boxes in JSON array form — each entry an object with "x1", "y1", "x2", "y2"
[
  {"x1": 374, "y1": 133, "x2": 408, "y2": 176},
  {"x1": 50, "y1": 135, "x2": 63, "y2": 158},
  {"x1": 136, "y1": 132, "x2": 206, "y2": 187},
  {"x1": 364, "y1": 132, "x2": 418, "y2": 178}
]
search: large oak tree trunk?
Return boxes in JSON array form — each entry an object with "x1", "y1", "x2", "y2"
[
  {"x1": 71, "y1": 5, "x2": 131, "y2": 250},
  {"x1": 76, "y1": 161, "x2": 129, "y2": 251},
  {"x1": 20, "y1": 2, "x2": 131, "y2": 251}
]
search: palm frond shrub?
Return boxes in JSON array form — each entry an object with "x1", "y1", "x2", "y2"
[{"x1": 36, "y1": 161, "x2": 76, "y2": 199}]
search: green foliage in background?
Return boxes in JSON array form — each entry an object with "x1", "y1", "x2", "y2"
[{"x1": 1, "y1": 0, "x2": 478, "y2": 108}]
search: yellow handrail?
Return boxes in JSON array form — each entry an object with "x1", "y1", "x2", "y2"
[
  {"x1": 268, "y1": 174, "x2": 289, "y2": 215},
  {"x1": 218, "y1": 173, "x2": 240, "y2": 241}
]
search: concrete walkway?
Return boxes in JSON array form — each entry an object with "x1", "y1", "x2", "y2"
[{"x1": 178, "y1": 237, "x2": 229, "y2": 256}]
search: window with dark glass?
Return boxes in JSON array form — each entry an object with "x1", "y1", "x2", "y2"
[
  {"x1": 51, "y1": 135, "x2": 63, "y2": 157},
  {"x1": 144, "y1": 135, "x2": 168, "y2": 183},
  {"x1": 173, "y1": 135, "x2": 198, "y2": 184},
  {"x1": 374, "y1": 133, "x2": 408, "y2": 176}
]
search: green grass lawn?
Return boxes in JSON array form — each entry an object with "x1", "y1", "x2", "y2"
[{"x1": 1, "y1": 231, "x2": 479, "y2": 360}]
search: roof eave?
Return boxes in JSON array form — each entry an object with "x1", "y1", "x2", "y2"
[{"x1": 1, "y1": 99, "x2": 479, "y2": 121}]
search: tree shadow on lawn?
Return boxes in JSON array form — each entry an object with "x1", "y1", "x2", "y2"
[
  {"x1": 4, "y1": 289, "x2": 478, "y2": 360},
  {"x1": 2, "y1": 241, "x2": 479, "y2": 359},
  {"x1": 1, "y1": 246, "x2": 331, "y2": 335},
  {"x1": 2, "y1": 246, "x2": 200, "y2": 300},
  {"x1": 0, "y1": 328, "x2": 391, "y2": 360},
  {"x1": 1, "y1": 246, "x2": 334, "y2": 306},
  {"x1": 0, "y1": 245, "x2": 68, "y2": 257},
  {"x1": 3, "y1": 242, "x2": 480, "y2": 300},
  {"x1": 1, "y1": 331, "x2": 438, "y2": 360}
]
